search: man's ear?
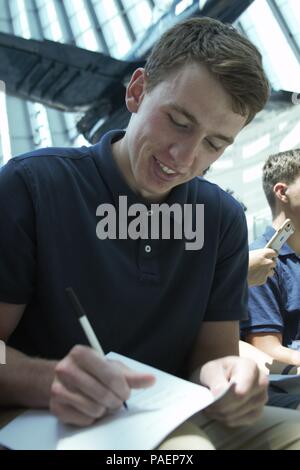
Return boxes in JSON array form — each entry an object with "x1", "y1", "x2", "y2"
[
  {"x1": 273, "y1": 182, "x2": 288, "y2": 204},
  {"x1": 126, "y1": 68, "x2": 147, "y2": 113}
]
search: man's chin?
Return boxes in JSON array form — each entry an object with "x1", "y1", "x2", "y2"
[{"x1": 139, "y1": 186, "x2": 171, "y2": 203}]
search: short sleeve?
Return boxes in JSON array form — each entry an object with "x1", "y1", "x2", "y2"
[
  {"x1": 0, "y1": 159, "x2": 36, "y2": 303},
  {"x1": 204, "y1": 202, "x2": 249, "y2": 321},
  {"x1": 241, "y1": 273, "x2": 283, "y2": 335}
]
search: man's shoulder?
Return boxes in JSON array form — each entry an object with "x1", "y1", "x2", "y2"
[
  {"x1": 3, "y1": 145, "x2": 96, "y2": 184},
  {"x1": 12, "y1": 145, "x2": 93, "y2": 165},
  {"x1": 0, "y1": 145, "x2": 97, "y2": 195}
]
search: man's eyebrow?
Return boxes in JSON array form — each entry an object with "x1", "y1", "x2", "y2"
[
  {"x1": 169, "y1": 104, "x2": 234, "y2": 144},
  {"x1": 169, "y1": 104, "x2": 199, "y2": 125}
]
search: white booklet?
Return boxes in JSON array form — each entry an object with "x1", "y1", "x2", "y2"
[{"x1": 0, "y1": 352, "x2": 229, "y2": 450}]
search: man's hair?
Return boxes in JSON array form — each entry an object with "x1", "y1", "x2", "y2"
[
  {"x1": 145, "y1": 17, "x2": 269, "y2": 124},
  {"x1": 263, "y1": 149, "x2": 300, "y2": 212}
]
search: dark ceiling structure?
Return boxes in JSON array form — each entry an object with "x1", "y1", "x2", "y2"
[
  {"x1": 0, "y1": 30, "x2": 143, "y2": 142},
  {"x1": 0, "y1": 0, "x2": 281, "y2": 144}
]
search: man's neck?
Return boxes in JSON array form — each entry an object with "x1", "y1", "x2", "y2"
[{"x1": 273, "y1": 213, "x2": 300, "y2": 255}]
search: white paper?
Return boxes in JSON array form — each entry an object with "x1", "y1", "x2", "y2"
[{"x1": 0, "y1": 352, "x2": 226, "y2": 450}]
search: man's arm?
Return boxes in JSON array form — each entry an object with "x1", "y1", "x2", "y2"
[
  {"x1": 0, "y1": 347, "x2": 57, "y2": 408},
  {"x1": 188, "y1": 321, "x2": 268, "y2": 427},
  {"x1": 0, "y1": 302, "x2": 57, "y2": 407},
  {"x1": 239, "y1": 339, "x2": 299, "y2": 374},
  {"x1": 246, "y1": 332, "x2": 300, "y2": 367},
  {"x1": 188, "y1": 320, "x2": 239, "y2": 380},
  {"x1": 0, "y1": 302, "x2": 155, "y2": 425},
  {"x1": 0, "y1": 302, "x2": 25, "y2": 341}
]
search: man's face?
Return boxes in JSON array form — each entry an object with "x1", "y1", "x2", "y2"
[
  {"x1": 285, "y1": 175, "x2": 300, "y2": 215},
  {"x1": 118, "y1": 63, "x2": 247, "y2": 202}
]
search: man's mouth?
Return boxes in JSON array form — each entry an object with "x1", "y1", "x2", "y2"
[{"x1": 154, "y1": 157, "x2": 177, "y2": 175}]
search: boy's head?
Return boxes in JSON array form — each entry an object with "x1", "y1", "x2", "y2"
[
  {"x1": 145, "y1": 17, "x2": 270, "y2": 125},
  {"x1": 116, "y1": 17, "x2": 269, "y2": 203},
  {"x1": 263, "y1": 149, "x2": 300, "y2": 216}
]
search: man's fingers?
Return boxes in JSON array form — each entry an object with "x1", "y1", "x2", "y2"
[
  {"x1": 50, "y1": 400, "x2": 98, "y2": 427},
  {"x1": 55, "y1": 358, "x2": 121, "y2": 407},
  {"x1": 206, "y1": 385, "x2": 267, "y2": 419},
  {"x1": 217, "y1": 392, "x2": 265, "y2": 427},
  {"x1": 55, "y1": 351, "x2": 130, "y2": 408},
  {"x1": 112, "y1": 359, "x2": 156, "y2": 389},
  {"x1": 56, "y1": 347, "x2": 155, "y2": 413},
  {"x1": 65, "y1": 346, "x2": 132, "y2": 403},
  {"x1": 264, "y1": 248, "x2": 278, "y2": 258},
  {"x1": 51, "y1": 379, "x2": 109, "y2": 418},
  {"x1": 211, "y1": 406, "x2": 264, "y2": 428},
  {"x1": 203, "y1": 358, "x2": 268, "y2": 427},
  {"x1": 204, "y1": 382, "x2": 236, "y2": 414},
  {"x1": 125, "y1": 371, "x2": 156, "y2": 389},
  {"x1": 212, "y1": 357, "x2": 267, "y2": 409},
  {"x1": 200, "y1": 360, "x2": 231, "y2": 397},
  {"x1": 230, "y1": 358, "x2": 268, "y2": 395}
]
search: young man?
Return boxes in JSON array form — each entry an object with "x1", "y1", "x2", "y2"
[
  {"x1": 1, "y1": 17, "x2": 300, "y2": 450},
  {"x1": 242, "y1": 150, "x2": 300, "y2": 372}
]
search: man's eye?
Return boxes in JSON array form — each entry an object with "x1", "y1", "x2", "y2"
[
  {"x1": 205, "y1": 139, "x2": 220, "y2": 151},
  {"x1": 168, "y1": 114, "x2": 188, "y2": 129}
]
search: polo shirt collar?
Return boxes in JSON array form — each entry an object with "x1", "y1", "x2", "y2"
[
  {"x1": 263, "y1": 225, "x2": 295, "y2": 256},
  {"x1": 93, "y1": 129, "x2": 189, "y2": 210}
]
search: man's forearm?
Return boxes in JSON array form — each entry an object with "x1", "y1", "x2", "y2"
[
  {"x1": 239, "y1": 340, "x2": 299, "y2": 374},
  {"x1": 0, "y1": 346, "x2": 57, "y2": 408},
  {"x1": 271, "y1": 344, "x2": 300, "y2": 367}
]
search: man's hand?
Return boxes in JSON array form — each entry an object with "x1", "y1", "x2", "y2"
[
  {"x1": 248, "y1": 248, "x2": 277, "y2": 287},
  {"x1": 49, "y1": 345, "x2": 155, "y2": 426},
  {"x1": 200, "y1": 356, "x2": 268, "y2": 427}
]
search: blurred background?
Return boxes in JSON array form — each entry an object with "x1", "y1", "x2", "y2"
[{"x1": 0, "y1": 0, "x2": 299, "y2": 240}]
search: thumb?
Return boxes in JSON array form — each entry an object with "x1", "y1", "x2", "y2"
[
  {"x1": 209, "y1": 377, "x2": 231, "y2": 398},
  {"x1": 200, "y1": 360, "x2": 230, "y2": 397},
  {"x1": 112, "y1": 360, "x2": 156, "y2": 389},
  {"x1": 125, "y1": 370, "x2": 156, "y2": 389}
]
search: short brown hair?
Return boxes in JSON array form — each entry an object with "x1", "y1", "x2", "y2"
[
  {"x1": 145, "y1": 17, "x2": 269, "y2": 124},
  {"x1": 263, "y1": 149, "x2": 300, "y2": 212}
]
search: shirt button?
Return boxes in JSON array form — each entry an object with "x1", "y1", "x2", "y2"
[{"x1": 145, "y1": 245, "x2": 151, "y2": 253}]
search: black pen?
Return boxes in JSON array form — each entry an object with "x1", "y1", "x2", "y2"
[{"x1": 65, "y1": 287, "x2": 128, "y2": 410}]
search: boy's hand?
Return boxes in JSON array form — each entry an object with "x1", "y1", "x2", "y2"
[{"x1": 200, "y1": 356, "x2": 268, "y2": 427}]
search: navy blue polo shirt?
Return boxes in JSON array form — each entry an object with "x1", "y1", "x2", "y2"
[
  {"x1": 241, "y1": 226, "x2": 300, "y2": 347},
  {"x1": 0, "y1": 130, "x2": 248, "y2": 378}
]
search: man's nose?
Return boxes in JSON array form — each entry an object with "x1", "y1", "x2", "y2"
[{"x1": 168, "y1": 140, "x2": 199, "y2": 170}]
